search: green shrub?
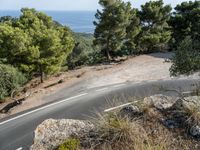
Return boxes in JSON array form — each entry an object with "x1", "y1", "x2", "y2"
[
  {"x1": 56, "y1": 138, "x2": 80, "y2": 150},
  {"x1": 170, "y1": 37, "x2": 200, "y2": 76},
  {"x1": 0, "y1": 64, "x2": 27, "y2": 101}
]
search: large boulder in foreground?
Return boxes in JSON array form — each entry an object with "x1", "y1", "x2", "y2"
[{"x1": 31, "y1": 119, "x2": 94, "y2": 150}]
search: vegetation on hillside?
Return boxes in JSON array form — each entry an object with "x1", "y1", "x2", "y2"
[{"x1": 0, "y1": 8, "x2": 75, "y2": 83}]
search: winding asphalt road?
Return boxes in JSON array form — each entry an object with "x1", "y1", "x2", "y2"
[{"x1": 0, "y1": 79, "x2": 199, "y2": 150}]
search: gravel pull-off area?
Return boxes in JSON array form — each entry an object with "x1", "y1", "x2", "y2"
[{"x1": 86, "y1": 52, "x2": 198, "y2": 88}]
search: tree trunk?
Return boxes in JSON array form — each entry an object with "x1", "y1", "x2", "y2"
[
  {"x1": 105, "y1": 48, "x2": 112, "y2": 61},
  {"x1": 39, "y1": 65, "x2": 44, "y2": 83},
  {"x1": 106, "y1": 38, "x2": 112, "y2": 61}
]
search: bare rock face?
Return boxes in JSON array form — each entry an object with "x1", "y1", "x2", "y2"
[
  {"x1": 31, "y1": 119, "x2": 94, "y2": 150},
  {"x1": 144, "y1": 94, "x2": 177, "y2": 110}
]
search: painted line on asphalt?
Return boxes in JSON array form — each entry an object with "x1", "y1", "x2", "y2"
[
  {"x1": 113, "y1": 84, "x2": 126, "y2": 88},
  {"x1": 104, "y1": 103, "x2": 132, "y2": 112},
  {"x1": 96, "y1": 88, "x2": 108, "y2": 92},
  {"x1": 182, "y1": 91, "x2": 193, "y2": 94},
  {"x1": 16, "y1": 147, "x2": 22, "y2": 150},
  {"x1": 0, "y1": 93, "x2": 88, "y2": 126}
]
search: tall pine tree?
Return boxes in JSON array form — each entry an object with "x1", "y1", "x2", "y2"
[
  {"x1": 138, "y1": 0, "x2": 172, "y2": 52},
  {"x1": 170, "y1": 1, "x2": 200, "y2": 46},
  {"x1": 94, "y1": 0, "x2": 131, "y2": 60}
]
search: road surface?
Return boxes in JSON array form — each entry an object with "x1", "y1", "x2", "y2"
[{"x1": 0, "y1": 79, "x2": 199, "y2": 150}]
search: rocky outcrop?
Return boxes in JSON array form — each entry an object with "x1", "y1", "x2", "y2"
[
  {"x1": 31, "y1": 119, "x2": 94, "y2": 150},
  {"x1": 143, "y1": 94, "x2": 178, "y2": 110}
]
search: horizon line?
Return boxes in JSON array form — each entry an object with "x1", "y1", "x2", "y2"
[{"x1": 0, "y1": 9, "x2": 97, "y2": 12}]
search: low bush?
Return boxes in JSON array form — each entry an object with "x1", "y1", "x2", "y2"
[
  {"x1": 170, "y1": 37, "x2": 200, "y2": 76},
  {"x1": 0, "y1": 64, "x2": 27, "y2": 101},
  {"x1": 56, "y1": 138, "x2": 80, "y2": 150}
]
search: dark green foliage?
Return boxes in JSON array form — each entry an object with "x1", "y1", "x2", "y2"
[
  {"x1": 94, "y1": 0, "x2": 133, "y2": 60},
  {"x1": 0, "y1": 16, "x2": 16, "y2": 25},
  {"x1": 124, "y1": 8, "x2": 141, "y2": 55},
  {"x1": 137, "y1": 0, "x2": 172, "y2": 52},
  {"x1": 170, "y1": 1, "x2": 200, "y2": 76},
  {"x1": 170, "y1": 1, "x2": 200, "y2": 48},
  {"x1": 67, "y1": 33, "x2": 102, "y2": 69},
  {"x1": 0, "y1": 64, "x2": 27, "y2": 101},
  {"x1": 170, "y1": 37, "x2": 200, "y2": 76},
  {"x1": 0, "y1": 8, "x2": 75, "y2": 82}
]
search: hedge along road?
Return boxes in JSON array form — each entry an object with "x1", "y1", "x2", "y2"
[{"x1": 0, "y1": 79, "x2": 199, "y2": 150}]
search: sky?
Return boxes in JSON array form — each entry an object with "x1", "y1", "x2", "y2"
[{"x1": 0, "y1": 0, "x2": 194, "y2": 11}]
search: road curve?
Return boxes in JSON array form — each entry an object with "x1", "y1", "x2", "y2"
[{"x1": 0, "y1": 79, "x2": 199, "y2": 150}]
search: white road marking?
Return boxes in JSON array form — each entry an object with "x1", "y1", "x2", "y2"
[
  {"x1": 96, "y1": 88, "x2": 108, "y2": 92},
  {"x1": 182, "y1": 91, "x2": 193, "y2": 94},
  {"x1": 16, "y1": 147, "x2": 22, "y2": 150},
  {"x1": 104, "y1": 103, "x2": 132, "y2": 112},
  {"x1": 0, "y1": 93, "x2": 88, "y2": 126},
  {"x1": 113, "y1": 84, "x2": 126, "y2": 88}
]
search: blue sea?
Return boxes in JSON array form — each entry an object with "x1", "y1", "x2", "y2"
[{"x1": 0, "y1": 10, "x2": 96, "y2": 33}]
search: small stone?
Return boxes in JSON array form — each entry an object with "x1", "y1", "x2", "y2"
[
  {"x1": 161, "y1": 119, "x2": 180, "y2": 129},
  {"x1": 58, "y1": 79, "x2": 64, "y2": 84},
  {"x1": 190, "y1": 125, "x2": 200, "y2": 138},
  {"x1": 119, "y1": 105, "x2": 142, "y2": 119}
]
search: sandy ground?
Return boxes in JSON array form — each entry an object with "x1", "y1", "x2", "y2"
[{"x1": 0, "y1": 52, "x2": 199, "y2": 118}]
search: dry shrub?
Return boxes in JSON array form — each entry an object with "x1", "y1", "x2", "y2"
[{"x1": 89, "y1": 112, "x2": 174, "y2": 150}]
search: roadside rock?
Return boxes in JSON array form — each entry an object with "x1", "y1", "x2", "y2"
[
  {"x1": 190, "y1": 125, "x2": 200, "y2": 138},
  {"x1": 31, "y1": 119, "x2": 94, "y2": 150},
  {"x1": 144, "y1": 94, "x2": 177, "y2": 110},
  {"x1": 182, "y1": 96, "x2": 200, "y2": 109},
  {"x1": 161, "y1": 119, "x2": 181, "y2": 129},
  {"x1": 119, "y1": 105, "x2": 142, "y2": 119},
  {"x1": 171, "y1": 96, "x2": 200, "y2": 111}
]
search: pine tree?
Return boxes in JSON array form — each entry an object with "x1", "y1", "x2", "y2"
[
  {"x1": 138, "y1": 0, "x2": 172, "y2": 52},
  {"x1": 0, "y1": 8, "x2": 75, "y2": 83},
  {"x1": 94, "y1": 0, "x2": 131, "y2": 60},
  {"x1": 170, "y1": 1, "x2": 200, "y2": 47}
]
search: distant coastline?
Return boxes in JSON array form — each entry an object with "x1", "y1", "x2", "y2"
[{"x1": 0, "y1": 10, "x2": 96, "y2": 33}]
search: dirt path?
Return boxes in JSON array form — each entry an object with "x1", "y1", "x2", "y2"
[{"x1": 0, "y1": 52, "x2": 199, "y2": 119}]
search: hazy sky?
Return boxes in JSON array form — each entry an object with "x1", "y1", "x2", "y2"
[{"x1": 0, "y1": 0, "x2": 194, "y2": 11}]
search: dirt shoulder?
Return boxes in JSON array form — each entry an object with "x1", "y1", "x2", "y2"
[{"x1": 0, "y1": 52, "x2": 199, "y2": 119}]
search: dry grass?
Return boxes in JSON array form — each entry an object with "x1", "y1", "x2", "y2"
[
  {"x1": 183, "y1": 101, "x2": 200, "y2": 126},
  {"x1": 86, "y1": 112, "x2": 182, "y2": 150}
]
